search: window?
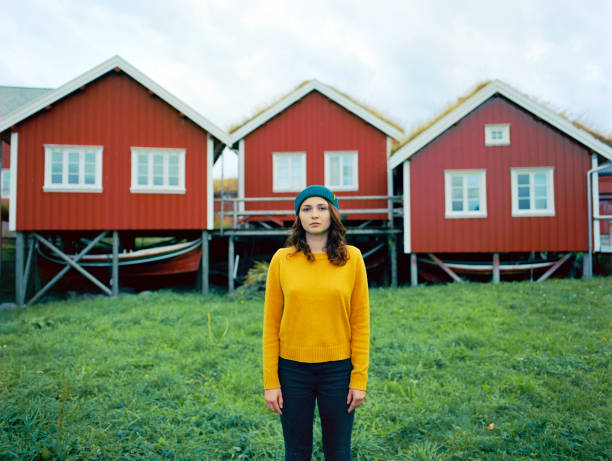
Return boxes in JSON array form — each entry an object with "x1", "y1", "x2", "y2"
[
  {"x1": 324, "y1": 151, "x2": 358, "y2": 191},
  {"x1": 511, "y1": 168, "x2": 555, "y2": 216},
  {"x1": 485, "y1": 124, "x2": 510, "y2": 146},
  {"x1": 43, "y1": 145, "x2": 103, "y2": 192},
  {"x1": 444, "y1": 170, "x2": 487, "y2": 218},
  {"x1": 1, "y1": 169, "x2": 9, "y2": 199},
  {"x1": 273, "y1": 152, "x2": 306, "y2": 192},
  {"x1": 130, "y1": 148, "x2": 186, "y2": 194}
]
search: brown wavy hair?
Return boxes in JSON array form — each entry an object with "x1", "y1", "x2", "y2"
[{"x1": 286, "y1": 200, "x2": 349, "y2": 266}]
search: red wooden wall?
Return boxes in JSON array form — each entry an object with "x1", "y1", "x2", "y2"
[
  {"x1": 410, "y1": 96, "x2": 591, "y2": 253},
  {"x1": 243, "y1": 91, "x2": 388, "y2": 220},
  {"x1": 14, "y1": 71, "x2": 211, "y2": 231}
]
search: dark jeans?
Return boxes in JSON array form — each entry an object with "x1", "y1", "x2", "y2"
[{"x1": 278, "y1": 357, "x2": 355, "y2": 461}]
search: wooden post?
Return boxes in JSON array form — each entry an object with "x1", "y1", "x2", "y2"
[
  {"x1": 582, "y1": 252, "x2": 591, "y2": 278},
  {"x1": 410, "y1": 253, "x2": 418, "y2": 287},
  {"x1": 492, "y1": 253, "x2": 500, "y2": 284},
  {"x1": 112, "y1": 231, "x2": 119, "y2": 297},
  {"x1": 228, "y1": 236, "x2": 235, "y2": 292},
  {"x1": 201, "y1": 230, "x2": 209, "y2": 295},
  {"x1": 390, "y1": 235, "x2": 398, "y2": 287},
  {"x1": 15, "y1": 232, "x2": 24, "y2": 306}
]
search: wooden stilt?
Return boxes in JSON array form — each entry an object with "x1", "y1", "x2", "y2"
[
  {"x1": 22, "y1": 236, "x2": 35, "y2": 299},
  {"x1": 201, "y1": 230, "x2": 209, "y2": 295},
  {"x1": 390, "y1": 235, "x2": 398, "y2": 288},
  {"x1": 492, "y1": 253, "x2": 500, "y2": 284},
  {"x1": 112, "y1": 231, "x2": 119, "y2": 297},
  {"x1": 15, "y1": 232, "x2": 24, "y2": 306},
  {"x1": 410, "y1": 253, "x2": 418, "y2": 287},
  {"x1": 582, "y1": 252, "x2": 591, "y2": 278},
  {"x1": 428, "y1": 253, "x2": 463, "y2": 283},
  {"x1": 537, "y1": 253, "x2": 572, "y2": 282},
  {"x1": 228, "y1": 236, "x2": 235, "y2": 293}
]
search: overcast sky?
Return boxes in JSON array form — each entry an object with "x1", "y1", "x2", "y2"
[{"x1": 2, "y1": 0, "x2": 611, "y2": 176}]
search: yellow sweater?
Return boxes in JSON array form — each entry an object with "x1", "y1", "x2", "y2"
[{"x1": 262, "y1": 245, "x2": 370, "y2": 390}]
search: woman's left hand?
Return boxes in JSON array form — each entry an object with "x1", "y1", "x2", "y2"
[{"x1": 347, "y1": 388, "x2": 366, "y2": 413}]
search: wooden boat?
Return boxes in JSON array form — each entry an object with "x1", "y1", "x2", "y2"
[
  {"x1": 418, "y1": 257, "x2": 557, "y2": 276},
  {"x1": 37, "y1": 239, "x2": 202, "y2": 279}
]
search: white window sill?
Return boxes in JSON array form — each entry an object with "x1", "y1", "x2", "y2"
[
  {"x1": 326, "y1": 185, "x2": 358, "y2": 192},
  {"x1": 273, "y1": 188, "x2": 302, "y2": 193},
  {"x1": 512, "y1": 210, "x2": 555, "y2": 217},
  {"x1": 445, "y1": 212, "x2": 487, "y2": 219},
  {"x1": 130, "y1": 187, "x2": 186, "y2": 194},
  {"x1": 43, "y1": 186, "x2": 103, "y2": 193},
  {"x1": 485, "y1": 141, "x2": 510, "y2": 146}
]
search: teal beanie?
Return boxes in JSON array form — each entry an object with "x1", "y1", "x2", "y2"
[{"x1": 294, "y1": 185, "x2": 339, "y2": 215}]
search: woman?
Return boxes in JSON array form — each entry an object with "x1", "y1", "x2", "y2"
[{"x1": 262, "y1": 185, "x2": 370, "y2": 461}]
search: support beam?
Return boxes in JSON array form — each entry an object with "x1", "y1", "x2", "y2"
[
  {"x1": 428, "y1": 253, "x2": 463, "y2": 283},
  {"x1": 15, "y1": 232, "x2": 24, "y2": 306},
  {"x1": 201, "y1": 230, "x2": 209, "y2": 295},
  {"x1": 33, "y1": 232, "x2": 112, "y2": 298},
  {"x1": 390, "y1": 235, "x2": 397, "y2": 287},
  {"x1": 537, "y1": 253, "x2": 572, "y2": 282},
  {"x1": 112, "y1": 231, "x2": 119, "y2": 297},
  {"x1": 22, "y1": 236, "x2": 35, "y2": 298},
  {"x1": 228, "y1": 236, "x2": 235, "y2": 293},
  {"x1": 492, "y1": 253, "x2": 500, "y2": 284},
  {"x1": 410, "y1": 253, "x2": 418, "y2": 286}
]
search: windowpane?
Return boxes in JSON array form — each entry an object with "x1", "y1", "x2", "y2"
[
  {"x1": 517, "y1": 174, "x2": 529, "y2": 185},
  {"x1": 52, "y1": 174, "x2": 63, "y2": 184},
  {"x1": 329, "y1": 157, "x2": 340, "y2": 186},
  {"x1": 518, "y1": 186, "x2": 530, "y2": 198},
  {"x1": 518, "y1": 199, "x2": 530, "y2": 210},
  {"x1": 468, "y1": 200, "x2": 480, "y2": 211},
  {"x1": 467, "y1": 187, "x2": 479, "y2": 199},
  {"x1": 451, "y1": 188, "x2": 463, "y2": 201},
  {"x1": 451, "y1": 176, "x2": 463, "y2": 187},
  {"x1": 1, "y1": 171, "x2": 9, "y2": 197},
  {"x1": 534, "y1": 173, "x2": 547, "y2": 185},
  {"x1": 534, "y1": 185, "x2": 547, "y2": 197},
  {"x1": 452, "y1": 201, "x2": 463, "y2": 211},
  {"x1": 466, "y1": 175, "x2": 479, "y2": 188},
  {"x1": 152, "y1": 154, "x2": 164, "y2": 186},
  {"x1": 290, "y1": 157, "x2": 303, "y2": 189},
  {"x1": 535, "y1": 198, "x2": 547, "y2": 209},
  {"x1": 84, "y1": 174, "x2": 95, "y2": 185}
]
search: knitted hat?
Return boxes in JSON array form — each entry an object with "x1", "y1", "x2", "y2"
[{"x1": 294, "y1": 185, "x2": 339, "y2": 215}]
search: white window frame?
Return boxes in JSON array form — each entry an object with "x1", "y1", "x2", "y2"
[
  {"x1": 511, "y1": 167, "x2": 555, "y2": 217},
  {"x1": 130, "y1": 147, "x2": 186, "y2": 194},
  {"x1": 43, "y1": 144, "x2": 103, "y2": 193},
  {"x1": 272, "y1": 152, "x2": 306, "y2": 192},
  {"x1": 444, "y1": 169, "x2": 487, "y2": 218},
  {"x1": 324, "y1": 150, "x2": 358, "y2": 191},
  {"x1": 485, "y1": 124, "x2": 510, "y2": 146},
  {"x1": 1, "y1": 169, "x2": 9, "y2": 199}
]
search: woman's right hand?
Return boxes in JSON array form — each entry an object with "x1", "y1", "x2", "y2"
[{"x1": 264, "y1": 388, "x2": 283, "y2": 414}]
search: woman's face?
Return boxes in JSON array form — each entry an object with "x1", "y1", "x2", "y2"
[{"x1": 299, "y1": 196, "x2": 331, "y2": 235}]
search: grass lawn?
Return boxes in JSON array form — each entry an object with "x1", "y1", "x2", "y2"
[{"x1": 0, "y1": 278, "x2": 610, "y2": 460}]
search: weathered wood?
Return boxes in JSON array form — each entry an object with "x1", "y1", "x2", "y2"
[
  {"x1": 410, "y1": 253, "x2": 418, "y2": 286},
  {"x1": 390, "y1": 235, "x2": 398, "y2": 287},
  {"x1": 228, "y1": 236, "x2": 235, "y2": 292},
  {"x1": 536, "y1": 253, "x2": 572, "y2": 282},
  {"x1": 112, "y1": 231, "x2": 119, "y2": 297},
  {"x1": 22, "y1": 236, "x2": 35, "y2": 299},
  {"x1": 15, "y1": 232, "x2": 24, "y2": 306},
  {"x1": 201, "y1": 230, "x2": 209, "y2": 295},
  {"x1": 492, "y1": 253, "x2": 500, "y2": 284},
  {"x1": 428, "y1": 253, "x2": 463, "y2": 283},
  {"x1": 32, "y1": 232, "x2": 112, "y2": 298}
]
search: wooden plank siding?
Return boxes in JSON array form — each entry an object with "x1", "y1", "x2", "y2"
[
  {"x1": 242, "y1": 91, "x2": 388, "y2": 221},
  {"x1": 14, "y1": 71, "x2": 211, "y2": 231},
  {"x1": 410, "y1": 96, "x2": 591, "y2": 253}
]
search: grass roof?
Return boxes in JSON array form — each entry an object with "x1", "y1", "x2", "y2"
[
  {"x1": 391, "y1": 81, "x2": 612, "y2": 154},
  {"x1": 228, "y1": 80, "x2": 404, "y2": 135}
]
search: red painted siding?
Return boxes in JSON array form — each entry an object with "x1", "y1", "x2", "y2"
[
  {"x1": 410, "y1": 96, "x2": 591, "y2": 252},
  {"x1": 1, "y1": 140, "x2": 9, "y2": 168},
  {"x1": 243, "y1": 91, "x2": 388, "y2": 220},
  {"x1": 14, "y1": 72, "x2": 211, "y2": 231}
]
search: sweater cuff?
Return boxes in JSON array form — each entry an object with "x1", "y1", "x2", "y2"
[{"x1": 349, "y1": 371, "x2": 367, "y2": 391}]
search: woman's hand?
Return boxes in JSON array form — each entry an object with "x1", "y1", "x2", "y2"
[
  {"x1": 347, "y1": 388, "x2": 366, "y2": 413},
  {"x1": 264, "y1": 388, "x2": 283, "y2": 414}
]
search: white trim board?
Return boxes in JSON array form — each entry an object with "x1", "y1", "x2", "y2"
[
  {"x1": 389, "y1": 79, "x2": 612, "y2": 170},
  {"x1": 229, "y1": 79, "x2": 405, "y2": 144},
  {"x1": 0, "y1": 55, "x2": 231, "y2": 147}
]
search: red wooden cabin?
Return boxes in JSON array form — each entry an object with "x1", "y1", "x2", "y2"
[
  {"x1": 389, "y1": 80, "x2": 612, "y2": 281},
  {"x1": 0, "y1": 56, "x2": 230, "y2": 301},
  {"x1": 228, "y1": 80, "x2": 404, "y2": 224}
]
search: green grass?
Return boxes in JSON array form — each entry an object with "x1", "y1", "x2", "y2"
[{"x1": 0, "y1": 278, "x2": 610, "y2": 460}]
